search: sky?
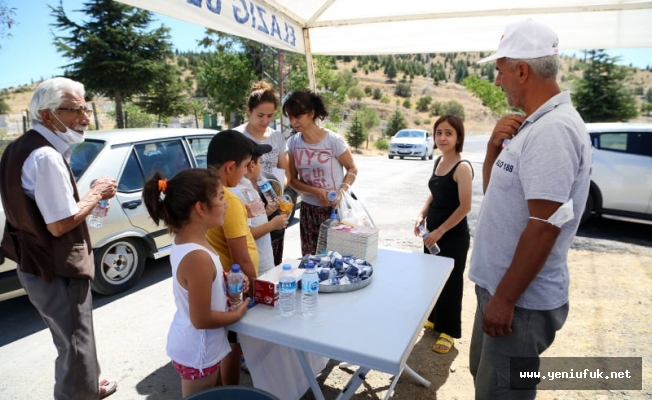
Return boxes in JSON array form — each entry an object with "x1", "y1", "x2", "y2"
[{"x1": 1, "y1": 0, "x2": 651, "y2": 90}]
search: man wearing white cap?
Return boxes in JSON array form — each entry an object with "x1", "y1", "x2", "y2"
[{"x1": 468, "y1": 19, "x2": 591, "y2": 399}]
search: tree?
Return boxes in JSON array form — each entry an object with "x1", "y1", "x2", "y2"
[
  {"x1": 0, "y1": 92, "x2": 9, "y2": 114},
  {"x1": 394, "y1": 82, "x2": 411, "y2": 97},
  {"x1": 135, "y1": 65, "x2": 190, "y2": 124},
  {"x1": 417, "y1": 96, "x2": 432, "y2": 112},
  {"x1": 358, "y1": 106, "x2": 380, "y2": 131},
  {"x1": 384, "y1": 56, "x2": 397, "y2": 81},
  {"x1": 572, "y1": 50, "x2": 638, "y2": 122},
  {"x1": 462, "y1": 75, "x2": 510, "y2": 115},
  {"x1": 188, "y1": 98, "x2": 207, "y2": 128},
  {"x1": 347, "y1": 86, "x2": 365, "y2": 101},
  {"x1": 51, "y1": 0, "x2": 174, "y2": 129},
  {"x1": 346, "y1": 112, "x2": 367, "y2": 150},
  {"x1": 372, "y1": 88, "x2": 382, "y2": 100},
  {"x1": 443, "y1": 100, "x2": 465, "y2": 119},
  {"x1": 114, "y1": 102, "x2": 156, "y2": 128},
  {"x1": 384, "y1": 109, "x2": 408, "y2": 137},
  {"x1": 197, "y1": 51, "x2": 255, "y2": 126},
  {"x1": 646, "y1": 87, "x2": 652, "y2": 103},
  {"x1": 0, "y1": 1, "x2": 16, "y2": 48}
]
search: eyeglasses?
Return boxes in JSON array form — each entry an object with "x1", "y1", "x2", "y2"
[{"x1": 56, "y1": 106, "x2": 93, "y2": 117}]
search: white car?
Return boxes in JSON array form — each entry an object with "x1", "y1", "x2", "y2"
[
  {"x1": 0, "y1": 128, "x2": 219, "y2": 300},
  {"x1": 0, "y1": 127, "x2": 300, "y2": 301},
  {"x1": 388, "y1": 129, "x2": 434, "y2": 160},
  {"x1": 581, "y1": 123, "x2": 652, "y2": 225}
]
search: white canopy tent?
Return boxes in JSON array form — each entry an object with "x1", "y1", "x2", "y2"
[{"x1": 116, "y1": 0, "x2": 652, "y2": 88}]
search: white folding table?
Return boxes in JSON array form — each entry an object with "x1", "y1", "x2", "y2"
[{"x1": 230, "y1": 247, "x2": 453, "y2": 400}]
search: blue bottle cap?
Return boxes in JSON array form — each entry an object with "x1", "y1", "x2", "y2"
[
  {"x1": 282, "y1": 263, "x2": 292, "y2": 270},
  {"x1": 231, "y1": 264, "x2": 241, "y2": 272},
  {"x1": 305, "y1": 262, "x2": 315, "y2": 269}
]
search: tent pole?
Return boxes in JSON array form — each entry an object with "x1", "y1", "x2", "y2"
[{"x1": 303, "y1": 28, "x2": 316, "y2": 91}]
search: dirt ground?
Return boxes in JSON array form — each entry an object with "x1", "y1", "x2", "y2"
[{"x1": 288, "y1": 237, "x2": 652, "y2": 399}]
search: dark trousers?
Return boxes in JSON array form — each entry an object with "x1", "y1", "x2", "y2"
[
  {"x1": 17, "y1": 269, "x2": 100, "y2": 400},
  {"x1": 469, "y1": 286, "x2": 568, "y2": 400},
  {"x1": 425, "y1": 227, "x2": 470, "y2": 338}
]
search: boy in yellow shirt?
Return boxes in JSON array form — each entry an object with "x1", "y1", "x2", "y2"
[{"x1": 205, "y1": 130, "x2": 270, "y2": 385}]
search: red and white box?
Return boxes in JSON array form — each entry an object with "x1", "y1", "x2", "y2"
[{"x1": 254, "y1": 260, "x2": 303, "y2": 307}]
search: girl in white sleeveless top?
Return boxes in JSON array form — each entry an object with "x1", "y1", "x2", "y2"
[{"x1": 142, "y1": 168, "x2": 249, "y2": 397}]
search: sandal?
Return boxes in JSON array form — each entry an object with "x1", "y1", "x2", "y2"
[
  {"x1": 432, "y1": 333, "x2": 454, "y2": 354},
  {"x1": 424, "y1": 321, "x2": 434, "y2": 330},
  {"x1": 99, "y1": 379, "x2": 118, "y2": 399}
]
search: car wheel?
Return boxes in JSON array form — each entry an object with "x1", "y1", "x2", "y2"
[
  {"x1": 284, "y1": 187, "x2": 298, "y2": 222},
  {"x1": 388, "y1": 155, "x2": 394, "y2": 159},
  {"x1": 399, "y1": 156, "x2": 404, "y2": 159},
  {"x1": 422, "y1": 154, "x2": 427, "y2": 160},
  {"x1": 580, "y1": 190, "x2": 594, "y2": 225},
  {"x1": 91, "y1": 238, "x2": 146, "y2": 296},
  {"x1": 429, "y1": 152, "x2": 434, "y2": 160}
]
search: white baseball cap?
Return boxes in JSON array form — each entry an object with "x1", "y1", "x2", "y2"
[{"x1": 478, "y1": 19, "x2": 559, "y2": 64}]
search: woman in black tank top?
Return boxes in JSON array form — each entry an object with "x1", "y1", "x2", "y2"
[{"x1": 414, "y1": 115, "x2": 474, "y2": 354}]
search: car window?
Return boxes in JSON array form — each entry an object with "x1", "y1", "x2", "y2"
[
  {"x1": 133, "y1": 140, "x2": 192, "y2": 179},
  {"x1": 118, "y1": 151, "x2": 145, "y2": 192},
  {"x1": 187, "y1": 137, "x2": 212, "y2": 168},
  {"x1": 597, "y1": 132, "x2": 652, "y2": 157},
  {"x1": 162, "y1": 140, "x2": 191, "y2": 176},
  {"x1": 70, "y1": 140, "x2": 103, "y2": 181}
]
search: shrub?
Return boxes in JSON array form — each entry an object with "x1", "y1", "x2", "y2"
[
  {"x1": 380, "y1": 95, "x2": 391, "y2": 104},
  {"x1": 394, "y1": 82, "x2": 411, "y2": 97},
  {"x1": 372, "y1": 88, "x2": 382, "y2": 100},
  {"x1": 402, "y1": 99, "x2": 411, "y2": 109},
  {"x1": 374, "y1": 138, "x2": 389, "y2": 150},
  {"x1": 364, "y1": 86, "x2": 372, "y2": 96},
  {"x1": 414, "y1": 117, "x2": 422, "y2": 126}
]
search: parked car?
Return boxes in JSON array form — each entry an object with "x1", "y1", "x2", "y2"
[
  {"x1": 388, "y1": 129, "x2": 434, "y2": 160},
  {"x1": 0, "y1": 128, "x2": 224, "y2": 300},
  {"x1": 581, "y1": 123, "x2": 652, "y2": 225}
]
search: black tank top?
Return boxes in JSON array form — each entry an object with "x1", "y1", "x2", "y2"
[{"x1": 426, "y1": 157, "x2": 473, "y2": 234}]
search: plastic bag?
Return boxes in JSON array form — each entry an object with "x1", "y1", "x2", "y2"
[{"x1": 338, "y1": 189, "x2": 375, "y2": 228}]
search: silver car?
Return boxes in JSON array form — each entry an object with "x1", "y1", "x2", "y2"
[
  {"x1": 0, "y1": 128, "x2": 218, "y2": 300},
  {"x1": 388, "y1": 129, "x2": 434, "y2": 160},
  {"x1": 582, "y1": 123, "x2": 652, "y2": 225}
]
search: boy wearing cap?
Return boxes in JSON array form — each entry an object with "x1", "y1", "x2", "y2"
[
  {"x1": 468, "y1": 19, "x2": 591, "y2": 399},
  {"x1": 205, "y1": 130, "x2": 264, "y2": 385}
]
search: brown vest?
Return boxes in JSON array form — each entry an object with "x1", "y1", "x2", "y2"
[{"x1": 0, "y1": 130, "x2": 94, "y2": 282}]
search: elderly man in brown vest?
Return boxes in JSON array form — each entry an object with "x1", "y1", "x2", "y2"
[{"x1": 0, "y1": 77, "x2": 118, "y2": 399}]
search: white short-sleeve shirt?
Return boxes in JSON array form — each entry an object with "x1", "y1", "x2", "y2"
[{"x1": 21, "y1": 125, "x2": 79, "y2": 224}]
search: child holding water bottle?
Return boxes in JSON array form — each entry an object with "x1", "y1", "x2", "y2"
[
  {"x1": 234, "y1": 141, "x2": 288, "y2": 274},
  {"x1": 414, "y1": 115, "x2": 473, "y2": 354},
  {"x1": 142, "y1": 168, "x2": 249, "y2": 397}
]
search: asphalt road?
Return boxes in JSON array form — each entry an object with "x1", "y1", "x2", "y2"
[{"x1": 1, "y1": 139, "x2": 650, "y2": 399}]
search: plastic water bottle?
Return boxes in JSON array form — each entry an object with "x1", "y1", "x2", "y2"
[
  {"x1": 257, "y1": 175, "x2": 279, "y2": 205},
  {"x1": 278, "y1": 263, "x2": 296, "y2": 316},
  {"x1": 301, "y1": 262, "x2": 319, "y2": 316},
  {"x1": 419, "y1": 224, "x2": 441, "y2": 255},
  {"x1": 87, "y1": 200, "x2": 109, "y2": 228},
  {"x1": 239, "y1": 178, "x2": 265, "y2": 216},
  {"x1": 227, "y1": 264, "x2": 245, "y2": 310},
  {"x1": 315, "y1": 210, "x2": 339, "y2": 254},
  {"x1": 326, "y1": 190, "x2": 338, "y2": 203}
]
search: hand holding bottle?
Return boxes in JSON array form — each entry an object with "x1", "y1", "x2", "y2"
[{"x1": 270, "y1": 214, "x2": 288, "y2": 230}]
